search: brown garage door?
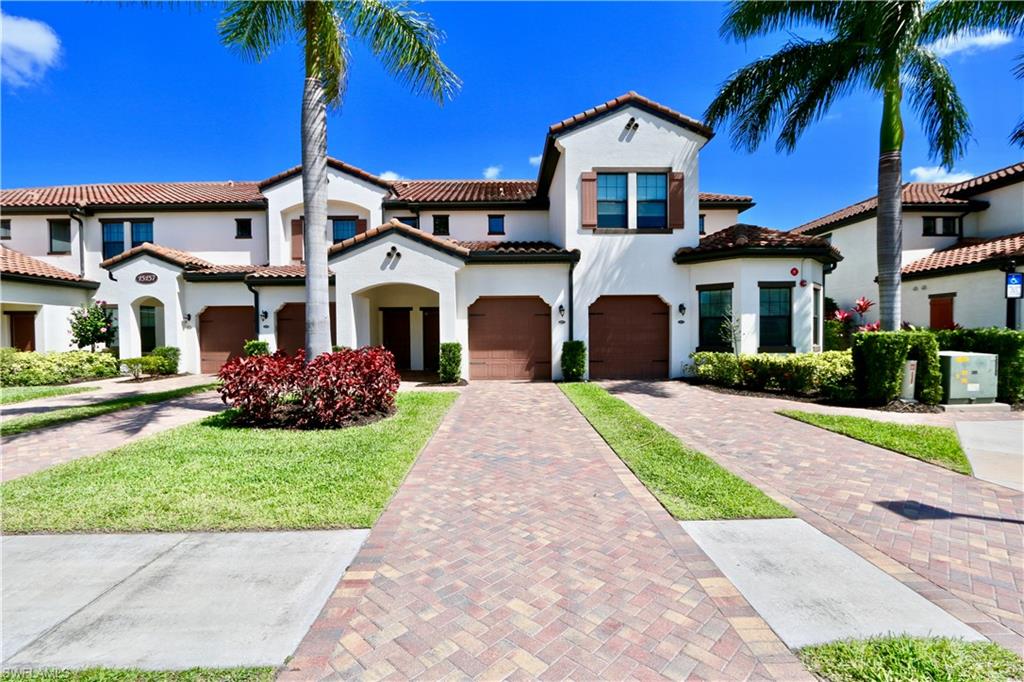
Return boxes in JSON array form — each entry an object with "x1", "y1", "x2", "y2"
[
  {"x1": 276, "y1": 303, "x2": 337, "y2": 355},
  {"x1": 468, "y1": 297, "x2": 551, "y2": 380},
  {"x1": 589, "y1": 295, "x2": 669, "y2": 379},
  {"x1": 199, "y1": 306, "x2": 254, "y2": 373}
]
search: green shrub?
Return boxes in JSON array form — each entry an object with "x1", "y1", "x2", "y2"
[
  {"x1": 690, "y1": 352, "x2": 742, "y2": 386},
  {"x1": 814, "y1": 350, "x2": 856, "y2": 403},
  {"x1": 121, "y1": 356, "x2": 164, "y2": 380},
  {"x1": 852, "y1": 331, "x2": 942, "y2": 405},
  {"x1": 438, "y1": 342, "x2": 462, "y2": 384},
  {"x1": 243, "y1": 339, "x2": 270, "y2": 357},
  {"x1": 149, "y1": 346, "x2": 180, "y2": 375},
  {"x1": 331, "y1": 345, "x2": 352, "y2": 353},
  {"x1": 561, "y1": 341, "x2": 587, "y2": 382},
  {"x1": 0, "y1": 349, "x2": 119, "y2": 387},
  {"x1": 933, "y1": 327, "x2": 1024, "y2": 403},
  {"x1": 690, "y1": 350, "x2": 854, "y2": 402},
  {"x1": 824, "y1": 319, "x2": 850, "y2": 351}
]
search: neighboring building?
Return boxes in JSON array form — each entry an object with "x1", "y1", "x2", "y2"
[
  {"x1": 793, "y1": 162, "x2": 1023, "y2": 330},
  {"x1": 1, "y1": 92, "x2": 839, "y2": 379}
]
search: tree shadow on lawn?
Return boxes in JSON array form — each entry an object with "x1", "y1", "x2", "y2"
[{"x1": 877, "y1": 500, "x2": 1023, "y2": 525}]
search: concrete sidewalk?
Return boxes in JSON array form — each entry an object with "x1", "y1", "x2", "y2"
[
  {"x1": 956, "y1": 420, "x2": 1024, "y2": 492},
  {"x1": 2, "y1": 530, "x2": 368, "y2": 670}
]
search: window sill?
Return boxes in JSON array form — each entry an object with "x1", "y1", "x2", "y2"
[
  {"x1": 235, "y1": 236, "x2": 252, "y2": 240},
  {"x1": 487, "y1": 232, "x2": 505, "y2": 237},
  {"x1": 696, "y1": 345, "x2": 732, "y2": 353},
  {"x1": 758, "y1": 345, "x2": 795, "y2": 354},
  {"x1": 588, "y1": 227, "x2": 675, "y2": 234},
  {"x1": 47, "y1": 251, "x2": 72, "y2": 256},
  {"x1": 433, "y1": 232, "x2": 450, "y2": 237}
]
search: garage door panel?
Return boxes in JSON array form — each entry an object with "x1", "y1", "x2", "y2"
[
  {"x1": 589, "y1": 296, "x2": 669, "y2": 380},
  {"x1": 468, "y1": 297, "x2": 551, "y2": 380},
  {"x1": 276, "y1": 303, "x2": 338, "y2": 355},
  {"x1": 199, "y1": 306, "x2": 254, "y2": 374}
]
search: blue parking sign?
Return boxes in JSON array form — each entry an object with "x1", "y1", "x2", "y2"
[{"x1": 1008, "y1": 272, "x2": 1023, "y2": 299}]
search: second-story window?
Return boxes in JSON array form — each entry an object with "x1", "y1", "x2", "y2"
[
  {"x1": 102, "y1": 221, "x2": 125, "y2": 260},
  {"x1": 488, "y1": 215, "x2": 505, "y2": 235},
  {"x1": 433, "y1": 215, "x2": 450, "y2": 236},
  {"x1": 235, "y1": 218, "x2": 253, "y2": 239},
  {"x1": 396, "y1": 216, "x2": 419, "y2": 229},
  {"x1": 131, "y1": 220, "x2": 153, "y2": 248},
  {"x1": 48, "y1": 219, "x2": 72, "y2": 254},
  {"x1": 637, "y1": 173, "x2": 667, "y2": 228},
  {"x1": 698, "y1": 214, "x2": 706, "y2": 236},
  {"x1": 0, "y1": 219, "x2": 10, "y2": 240},
  {"x1": 597, "y1": 173, "x2": 627, "y2": 228},
  {"x1": 332, "y1": 217, "x2": 358, "y2": 243},
  {"x1": 923, "y1": 216, "x2": 959, "y2": 236}
]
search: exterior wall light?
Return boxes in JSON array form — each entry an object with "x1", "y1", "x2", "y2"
[
  {"x1": 182, "y1": 313, "x2": 192, "y2": 324},
  {"x1": 260, "y1": 310, "x2": 269, "y2": 321},
  {"x1": 558, "y1": 304, "x2": 565, "y2": 318},
  {"x1": 678, "y1": 303, "x2": 686, "y2": 316}
]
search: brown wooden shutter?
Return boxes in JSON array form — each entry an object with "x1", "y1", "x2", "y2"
[
  {"x1": 356, "y1": 218, "x2": 367, "y2": 235},
  {"x1": 669, "y1": 172, "x2": 685, "y2": 230},
  {"x1": 581, "y1": 171, "x2": 598, "y2": 228},
  {"x1": 291, "y1": 218, "x2": 304, "y2": 261}
]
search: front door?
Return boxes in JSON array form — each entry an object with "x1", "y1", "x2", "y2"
[
  {"x1": 422, "y1": 307, "x2": 440, "y2": 371},
  {"x1": 7, "y1": 312, "x2": 36, "y2": 351},
  {"x1": 140, "y1": 305, "x2": 157, "y2": 354},
  {"x1": 929, "y1": 295, "x2": 955, "y2": 330},
  {"x1": 381, "y1": 308, "x2": 411, "y2": 370}
]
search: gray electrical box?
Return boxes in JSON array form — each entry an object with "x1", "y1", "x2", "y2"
[{"x1": 939, "y1": 351, "x2": 999, "y2": 404}]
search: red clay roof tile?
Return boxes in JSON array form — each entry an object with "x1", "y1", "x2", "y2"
[
  {"x1": 100, "y1": 243, "x2": 213, "y2": 270},
  {"x1": 0, "y1": 246, "x2": 91, "y2": 283},
  {"x1": 1, "y1": 182, "x2": 264, "y2": 209},
  {"x1": 941, "y1": 161, "x2": 1024, "y2": 197},
  {"x1": 675, "y1": 224, "x2": 841, "y2": 263},
  {"x1": 792, "y1": 183, "x2": 973, "y2": 234},
  {"x1": 548, "y1": 91, "x2": 714, "y2": 139},
  {"x1": 902, "y1": 232, "x2": 1024, "y2": 277}
]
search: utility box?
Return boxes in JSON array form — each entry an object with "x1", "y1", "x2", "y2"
[{"x1": 939, "y1": 351, "x2": 999, "y2": 404}]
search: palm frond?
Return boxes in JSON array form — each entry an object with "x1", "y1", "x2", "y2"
[
  {"x1": 705, "y1": 39, "x2": 867, "y2": 153},
  {"x1": 905, "y1": 48, "x2": 972, "y2": 167},
  {"x1": 218, "y1": 0, "x2": 297, "y2": 63},
  {"x1": 338, "y1": 0, "x2": 461, "y2": 104},
  {"x1": 720, "y1": 1, "x2": 842, "y2": 41},
  {"x1": 918, "y1": 1, "x2": 1024, "y2": 42},
  {"x1": 303, "y1": 0, "x2": 349, "y2": 106}
]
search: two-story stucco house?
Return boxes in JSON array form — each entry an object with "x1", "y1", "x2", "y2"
[
  {"x1": 793, "y1": 161, "x2": 1023, "y2": 330},
  {"x1": 1, "y1": 92, "x2": 839, "y2": 379}
]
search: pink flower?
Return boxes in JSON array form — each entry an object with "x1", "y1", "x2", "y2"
[
  {"x1": 853, "y1": 297, "x2": 875, "y2": 315},
  {"x1": 858, "y1": 321, "x2": 881, "y2": 332},
  {"x1": 833, "y1": 310, "x2": 852, "y2": 322},
  {"x1": 100, "y1": 327, "x2": 108, "y2": 333}
]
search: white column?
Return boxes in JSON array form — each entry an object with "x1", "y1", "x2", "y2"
[{"x1": 118, "y1": 301, "x2": 141, "y2": 359}]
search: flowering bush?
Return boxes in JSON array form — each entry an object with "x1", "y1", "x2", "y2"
[
  {"x1": 828, "y1": 296, "x2": 877, "y2": 348},
  {"x1": 69, "y1": 302, "x2": 116, "y2": 351},
  {"x1": 218, "y1": 346, "x2": 400, "y2": 428}
]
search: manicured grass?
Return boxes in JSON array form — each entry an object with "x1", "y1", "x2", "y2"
[
  {"x1": 0, "y1": 668, "x2": 275, "y2": 682},
  {"x1": 0, "y1": 385, "x2": 97, "y2": 405},
  {"x1": 799, "y1": 636, "x2": 1024, "y2": 682},
  {"x1": 560, "y1": 383, "x2": 792, "y2": 520},
  {"x1": 777, "y1": 409, "x2": 972, "y2": 475},
  {"x1": 1, "y1": 384, "x2": 220, "y2": 437},
  {"x1": 1, "y1": 391, "x2": 457, "y2": 533}
]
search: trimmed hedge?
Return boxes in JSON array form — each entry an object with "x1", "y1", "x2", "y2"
[
  {"x1": 824, "y1": 319, "x2": 850, "y2": 351},
  {"x1": 438, "y1": 342, "x2": 462, "y2": 384},
  {"x1": 243, "y1": 339, "x2": 270, "y2": 357},
  {"x1": 0, "y1": 349, "x2": 119, "y2": 387},
  {"x1": 150, "y1": 346, "x2": 180, "y2": 375},
  {"x1": 851, "y1": 331, "x2": 942, "y2": 405},
  {"x1": 561, "y1": 341, "x2": 586, "y2": 382},
  {"x1": 933, "y1": 327, "x2": 1024, "y2": 403},
  {"x1": 122, "y1": 356, "x2": 164, "y2": 380},
  {"x1": 690, "y1": 351, "x2": 854, "y2": 403}
]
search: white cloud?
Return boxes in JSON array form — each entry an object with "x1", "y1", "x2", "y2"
[
  {"x1": 927, "y1": 29, "x2": 1012, "y2": 58},
  {"x1": 483, "y1": 165, "x2": 502, "y2": 179},
  {"x1": 378, "y1": 170, "x2": 405, "y2": 182},
  {"x1": 910, "y1": 165, "x2": 974, "y2": 183},
  {"x1": 528, "y1": 155, "x2": 542, "y2": 167},
  {"x1": 1, "y1": 11, "x2": 60, "y2": 88}
]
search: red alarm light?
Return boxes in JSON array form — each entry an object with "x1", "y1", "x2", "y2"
[{"x1": 790, "y1": 267, "x2": 799, "y2": 276}]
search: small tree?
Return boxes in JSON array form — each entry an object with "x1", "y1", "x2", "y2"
[{"x1": 69, "y1": 302, "x2": 116, "y2": 352}]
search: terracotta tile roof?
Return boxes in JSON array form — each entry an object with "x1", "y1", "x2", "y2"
[
  {"x1": 548, "y1": 91, "x2": 714, "y2": 139},
  {"x1": 1, "y1": 181, "x2": 264, "y2": 209},
  {"x1": 699, "y1": 192, "x2": 754, "y2": 205},
  {"x1": 245, "y1": 265, "x2": 329, "y2": 280},
  {"x1": 0, "y1": 246, "x2": 94, "y2": 285},
  {"x1": 792, "y1": 183, "x2": 973, "y2": 234},
  {"x1": 674, "y1": 224, "x2": 841, "y2": 264},
  {"x1": 388, "y1": 180, "x2": 538, "y2": 204},
  {"x1": 455, "y1": 241, "x2": 569, "y2": 255},
  {"x1": 100, "y1": 242, "x2": 213, "y2": 270},
  {"x1": 330, "y1": 219, "x2": 471, "y2": 258},
  {"x1": 902, "y1": 231, "x2": 1024, "y2": 278},
  {"x1": 941, "y1": 161, "x2": 1024, "y2": 197},
  {"x1": 259, "y1": 157, "x2": 391, "y2": 190}
]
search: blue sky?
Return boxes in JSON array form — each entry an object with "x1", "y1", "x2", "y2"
[{"x1": 2, "y1": 1, "x2": 1021, "y2": 229}]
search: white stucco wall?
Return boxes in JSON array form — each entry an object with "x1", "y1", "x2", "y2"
[
  {"x1": 700, "y1": 209, "x2": 741, "y2": 236},
  {"x1": 382, "y1": 210, "x2": 551, "y2": 243},
  {"x1": 0, "y1": 280, "x2": 90, "y2": 351},
  {"x1": 903, "y1": 269, "x2": 1021, "y2": 330}
]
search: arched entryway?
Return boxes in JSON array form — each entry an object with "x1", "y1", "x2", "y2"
[
  {"x1": 131, "y1": 296, "x2": 166, "y2": 355},
  {"x1": 352, "y1": 283, "x2": 440, "y2": 373}
]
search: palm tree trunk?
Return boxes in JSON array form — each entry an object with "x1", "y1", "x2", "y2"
[
  {"x1": 300, "y1": 6, "x2": 332, "y2": 360},
  {"x1": 876, "y1": 82, "x2": 904, "y2": 332}
]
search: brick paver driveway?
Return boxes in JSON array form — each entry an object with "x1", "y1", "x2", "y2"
[
  {"x1": 609, "y1": 381, "x2": 1024, "y2": 650},
  {"x1": 283, "y1": 383, "x2": 808, "y2": 681}
]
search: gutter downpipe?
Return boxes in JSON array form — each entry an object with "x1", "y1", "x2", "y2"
[
  {"x1": 567, "y1": 253, "x2": 579, "y2": 340},
  {"x1": 69, "y1": 207, "x2": 87, "y2": 277},
  {"x1": 245, "y1": 281, "x2": 260, "y2": 338}
]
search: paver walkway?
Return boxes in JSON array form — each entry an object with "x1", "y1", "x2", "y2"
[
  {"x1": 283, "y1": 383, "x2": 809, "y2": 681},
  {"x1": 1, "y1": 373, "x2": 216, "y2": 423},
  {"x1": 2, "y1": 391, "x2": 223, "y2": 480},
  {"x1": 608, "y1": 381, "x2": 1024, "y2": 650}
]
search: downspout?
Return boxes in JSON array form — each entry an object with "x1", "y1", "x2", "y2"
[
  {"x1": 245, "y1": 281, "x2": 260, "y2": 338},
  {"x1": 69, "y1": 207, "x2": 86, "y2": 277},
  {"x1": 567, "y1": 257, "x2": 577, "y2": 340}
]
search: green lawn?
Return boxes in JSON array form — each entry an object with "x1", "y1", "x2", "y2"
[
  {"x1": 799, "y1": 636, "x2": 1024, "y2": 682},
  {"x1": 777, "y1": 409, "x2": 972, "y2": 475},
  {"x1": 0, "y1": 385, "x2": 97, "y2": 405},
  {"x1": 560, "y1": 383, "x2": 791, "y2": 520},
  {"x1": 1, "y1": 391, "x2": 457, "y2": 533},
  {"x1": 0, "y1": 668, "x2": 274, "y2": 682},
  {"x1": 1, "y1": 384, "x2": 220, "y2": 437}
]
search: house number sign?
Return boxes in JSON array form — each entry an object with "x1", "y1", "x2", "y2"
[{"x1": 135, "y1": 272, "x2": 158, "y2": 284}]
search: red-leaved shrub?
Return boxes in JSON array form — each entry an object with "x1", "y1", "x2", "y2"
[{"x1": 218, "y1": 347, "x2": 400, "y2": 428}]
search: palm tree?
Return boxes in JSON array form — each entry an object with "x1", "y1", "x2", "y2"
[
  {"x1": 705, "y1": 1, "x2": 1022, "y2": 331},
  {"x1": 219, "y1": 0, "x2": 459, "y2": 358}
]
